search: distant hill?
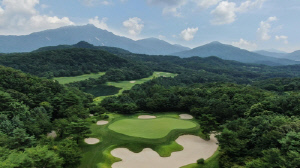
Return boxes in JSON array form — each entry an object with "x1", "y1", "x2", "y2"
[
  {"x1": 254, "y1": 50, "x2": 287, "y2": 58},
  {"x1": 34, "y1": 41, "x2": 132, "y2": 55},
  {"x1": 0, "y1": 24, "x2": 188, "y2": 55},
  {"x1": 0, "y1": 48, "x2": 135, "y2": 78},
  {"x1": 172, "y1": 41, "x2": 298, "y2": 66},
  {"x1": 285, "y1": 50, "x2": 300, "y2": 61}
]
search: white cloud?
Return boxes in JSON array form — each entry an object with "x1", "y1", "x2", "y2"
[
  {"x1": 80, "y1": 0, "x2": 112, "y2": 6},
  {"x1": 123, "y1": 17, "x2": 144, "y2": 36},
  {"x1": 211, "y1": 1, "x2": 236, "y2": 25},
  {"x1": 193, "y1": 0, "x2": 220, "y2": 9},
  {"x1": 231, "y1": 38, "x2": 257, "y2": 50},
  {"x1": 211, "y1": 0, "x2": 266, "y2": 25},
  {"x1": 0, "y1": 0, "x2": 74, "y2": 35},
  {"x1": 89, "y1": 16, "x2": 109, "y2": 30},
  {"x1": 275, "y1": 35, "x2": 288, "y2": 44},
  {"x1": 180, "y1": 27, "x2": 198, "y2": 41},
  {"x1": 147, "y1": 0, "x2": 187, "y2": 17},
  {"x1": 236, "y1": 0, "x2": 266, "y2": 12},
  {"x1": 158, "y1": 35, "x2": 166, "y2": 40},
  {"x1": 257, "y1": 16, "x2": 277, "y2": 41}
]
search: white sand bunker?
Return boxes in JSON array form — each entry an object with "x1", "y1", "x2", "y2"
[
  {"x1": 138, "y1": 115, "x2": 156, "y2": 119},
  {"x1": 84, "y1": 138, "x2": 100, "y2": 144},
  {"x1": 130, "y1": 81, "x2": 136, "y2": 83},
  {"x1": 111, "y1": 134, "x2": 218, "y2": 168},
  {"x1": 47, "y1": 131, "x2": 57, "y2": 138},
  {"x1": 97, "y1": 120, "x2": 109, "y2": 125},
  {"x1": 89, "y1": 114, "x2": 94, "y2": 117},
  {"x1": 179, "y1": 114, "x2": 193, "y2": 119}
]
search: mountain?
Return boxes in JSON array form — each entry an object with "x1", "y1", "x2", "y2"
[
  {"x1": 0, "y1": 24, "x2": 188, "y2": 55},
  {"x1": 254, "y1": 50, "x2": 287, "y2": 58},
  {"x1": 34, "y1": 41, "x2": 132, "y2": 55},
  {"x1": 172, "y1": 41, "x2": 298, "y2": 66},
  {"x1": 136, "y1": 38, "x2": 190, "y2": 55},
  {"x1": 285, "y1": 50, "x2": 300, "y2": 61}
]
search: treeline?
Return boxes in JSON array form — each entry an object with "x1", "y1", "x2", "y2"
[
  {"x1": 0, "y1": 66, "x2": 102, "y2": 168},
  {"x1": 100, "y1": 77, "x2": 300, "y2": 167}
]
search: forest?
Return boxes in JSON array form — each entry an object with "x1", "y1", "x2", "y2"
[{"x1": 1, "y1": 45, "x2": 300, "y2": 167}]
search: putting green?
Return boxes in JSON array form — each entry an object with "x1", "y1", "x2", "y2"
[{"x1": 108, "y1": 118, "x2": 197, "y2": 139}]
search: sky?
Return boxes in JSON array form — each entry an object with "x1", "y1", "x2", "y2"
[{"x1": 0, "y1": 0, "x2": 299, "y2": 52}]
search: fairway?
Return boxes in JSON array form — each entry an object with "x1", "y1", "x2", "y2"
[
  {"x1": 53, "y1": 72, "x2": 105, "y2": 84},
  {"x1": 108, "y1": 118, "x2": 197, "y2": 139},
  {"x1": 94, "y1": 71, "x2": 177, "y2": 102}
]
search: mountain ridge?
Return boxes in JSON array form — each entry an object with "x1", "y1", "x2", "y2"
[{"x1": 0, "y1": 24, "x2": 188, "y2": 55}]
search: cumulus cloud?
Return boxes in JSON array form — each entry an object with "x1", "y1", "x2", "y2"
[
  {"x1": 257, "y1": 16, "x2": 277, "y2": 41},
  {"x1": 180, "y1": 27, "x2": 198, "y2": 41},
  {"x1": 147, "y1": 0, "x2": 187, "y2": 17},
  {"x1": 123, "y1": 17, "x2": 144, "y2": 36},
  {"x1": 231, "y1": 38, "x2": 257, "y2": 51},
  {"x1": 211, "y1": 0, "x2": 266, "y2": 25},
  {"x1": 211, "y1": 1, "x2": 236, "y2": 25},
  {"x1": 193, "y1": 0, "x2": 220, "y2": 9},
  {"x1": 0, "y1": 0, "x2": 74, "y2": 35},
  {"x1": 89, "y1": 16, "x2": 109, "y2": 30},
  {"x1": 275, "y1": 35, "x2": 288, "y2": 44}
]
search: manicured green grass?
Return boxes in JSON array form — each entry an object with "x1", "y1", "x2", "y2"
[
  {"x1": 79, "y1": 113, "x2": 202, "y2": 168},
  {"x1": 180, "y1": 148, "x2": 220, "y2": 168},
  {"x1": 93, "y1": 71, "x2": 177, "y2": 102},
  {"x1": 108, "y1": 118, "x2": 197, "y2": 139},
  {"x1": 53, "y1": 72, "x2": 105, "y2": 84}
]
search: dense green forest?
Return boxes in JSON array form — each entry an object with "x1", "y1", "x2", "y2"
[
  {"x1": 0, "y1": 66, "x2": 101, "y2": 167},
  {"x1": 2, "y1": 44, "x2": 300, "y2": 167}
]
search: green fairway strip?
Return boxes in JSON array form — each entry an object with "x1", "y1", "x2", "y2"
[
  {"x1": 108, "y1": 118, "x2": 197, "y2": 139},
  {"x1": 53, "y1": 72, "x2": 105, "y2": 84},
  {"x1": 94, "y1": 71, "x2": 177, "y2": 102}
]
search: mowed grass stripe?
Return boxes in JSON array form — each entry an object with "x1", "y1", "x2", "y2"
[
  {"x1": 108, "y1": 118, "x2": 197, "y2": 139},
  {"x1": 53, "y1": 72, "x2": 105, "y2": 84},
  {"x1": 94, "y1": 71, "x2": 177, "y2": 102}
]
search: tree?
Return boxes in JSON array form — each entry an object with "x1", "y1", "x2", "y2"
[
  {"x1": 24, "y1": 145, "x2": 63, "y2": 168},
  {"x1": 66, "y1": 120, "x2": 91, "y2": 143},
  {"x1": 56, "y1": 139, "x2": 81, "y2": 167}
]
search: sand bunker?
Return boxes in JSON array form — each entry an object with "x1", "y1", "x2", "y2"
[
  {"x1": 47, "y1": 131, "x2": 57, "y2": 138},
  {"x1": 84, "y1": 138, "x2": 100, "y2": 144},
  {"x1": 179, "y1": 114, "x2": 193, "y2": 119},
  {"x1": 130, "y1": 81, "x2": 136, "y2": 83},
  {"x1": 97, "y1": 120, "x2": 109, "y2": 125},
  {"x1": 138, "y1": 115, "x2": 156, "y2": 119},
  {"x1": 111, "y1": 134, "x2": 218, "y2": 168},
  {"x1": 89, "y1": 114, "x2": 94, "y2": 117}
]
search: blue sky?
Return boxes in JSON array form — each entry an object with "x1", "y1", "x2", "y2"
[{"x1": 0, "y1": 0, "x2": 300, "y2": 52}]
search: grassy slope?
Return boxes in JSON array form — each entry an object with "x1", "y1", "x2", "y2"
[
  {"x1": 94, "y1": 71, "x2": 177, "y2": 102},
  {"x1": 108, "y1": 118, "x2": 197, "y2": 139},
  {"x1": 53, "y1": 72, "x2": 105, "y2": 84},
  {"x1": 79, "y1": 113, "x2": 202, "y2": 168}
]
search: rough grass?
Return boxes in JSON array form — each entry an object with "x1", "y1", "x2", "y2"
[
  {"x1": 180, "y1": 148, "x2": 220, "y2": 168},
  {"x1": 108, "y1": 118, "x2": 197, "y2": 139},
  {"x1": 93, "y1": 71, "x2": 177, "y2": 102},
  {"x1": 79, "y1": 113, "x2": 202, "y2": 168},
  {"x1": 53, "y1": 72, "x2": 105, "y2": 84}
]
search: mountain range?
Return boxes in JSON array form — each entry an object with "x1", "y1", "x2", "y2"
[
  {"x1": 0, "y1": 24, "x2": 189, "y2": 55},
  {"x1": 172, "y1": 41, "x2": 299, "y2": 66},
  {"x1": 1, "y1": 24, "x2": 300, "y2": 66}
]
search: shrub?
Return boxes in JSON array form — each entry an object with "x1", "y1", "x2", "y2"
[{"x1": 197, "y1": 158, "x2": 205, "y2": 164}]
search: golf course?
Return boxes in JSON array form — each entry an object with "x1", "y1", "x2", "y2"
[
  {"x1": 55, "y1": 71, "x2": 219, "y2": 168},
  {"x1": 79, "y1": 113, "x2": 219, "y2": 168}
]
